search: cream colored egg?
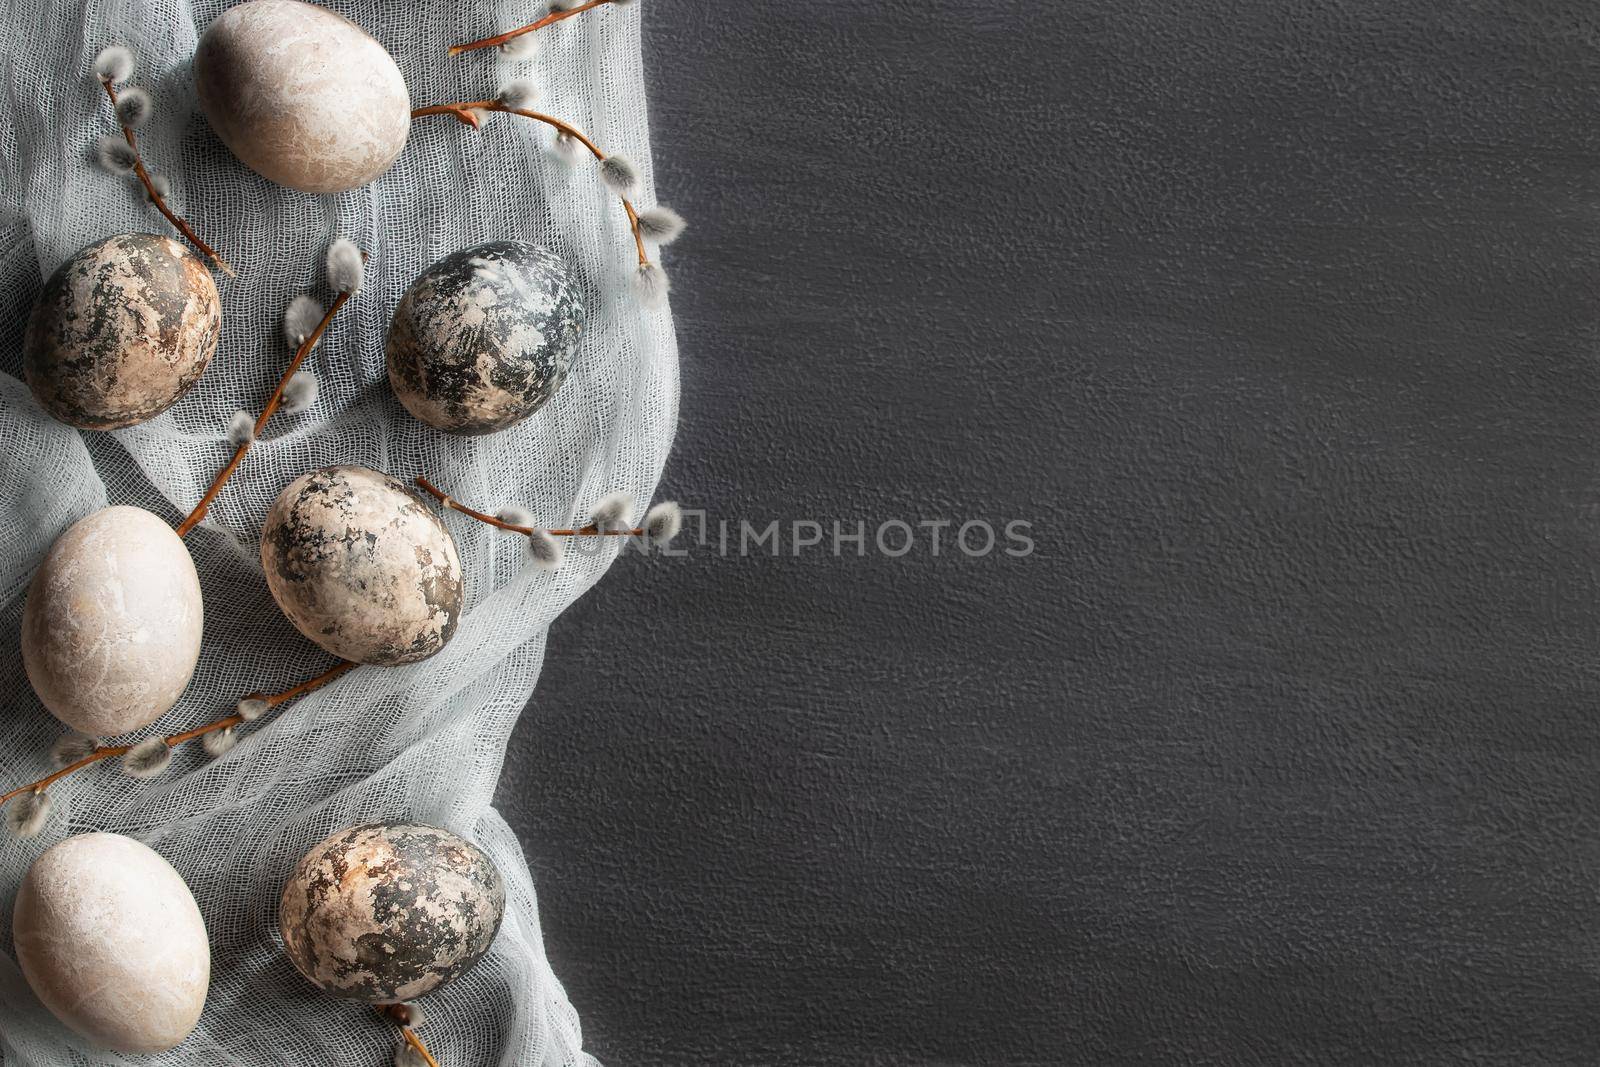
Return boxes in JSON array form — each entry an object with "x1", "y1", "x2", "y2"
[
  {"x1": 22, "y1": 506, "x2": 203, "y2": 736},
  {"x1": 13, "y1": 833, "x2": 210, "y2": 1053},
  {"x1": 194, "y1": 0, "x2": 411, "y2": 194}
]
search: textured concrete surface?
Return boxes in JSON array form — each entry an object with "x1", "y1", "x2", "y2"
[{"x1": 497, "y1": 2, "x2": 1600, "y2": 1063}]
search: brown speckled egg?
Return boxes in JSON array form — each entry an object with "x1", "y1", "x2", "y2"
[
  {"x1": 279, "y1": 823, "x2": 505, "y2": 1002},
  {"x1": 15, "y1": 833, "x2": 210, "y2": 1053},
  {"x1": 261, "y1": 466, "x2": 462, "y2": 665},
  {"x1": 194, "y1": 0, "x2": 410, "y2": 193},
  {"x1": 387, "y1": 241, "x2": 586, "y2": 435},
  {"x1": 23, "y1": 506, "x2": 204, "y2": 736},
  {"x1": 23, "y1": 234, "x2": 221, "y2": 429}
]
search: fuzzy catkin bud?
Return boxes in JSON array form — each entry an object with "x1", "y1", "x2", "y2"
[
  {"x1": 590, "y1": 491, "x2": 634, "y2": 532},
  {"x1": 283, "y1": 294, "x2": 324, "y2": 348},
  {"x1": 202, "y1": 727, "x2": 238, "y2": 758},
  {"x1": 527, "y1": 529, "x2": 564, "y2": 569},
  {"x1": 93, "y1": 45, "x2": 134, "y2": 84},
  {"x1": 226, "y1": 410, "x2": 255, "y2": 448},
  {"x1": 94, "y1": 135, "x2": 137, "y2": 175},
  {"x1": 634, "y1": 262, "x2": 670, "y2": 308},
  {"x1": 497, "y1": 506, "x2": 536, "y2": 529},
  {"x1": 121, "y1": 737, "x2": 172, "y2": 779},
  {"x1": 5, "y1": 791, "x2": 52, "y2": 839},
  {"x1": 281, "y1": 370, "x2": 319, "y2": 415},
  {"x1": 237, "y1": 697, "x2": 269, "y2": 722},
  {"x1": 552, "y1": 131, "x2": 586, "y2": 166},
  {"x1": 644, "y1": 501, "x2": 683, "y2": 544},
  {"x1": 500, "y1": 34, "x2": 538, "y2": 60},
  {"x1": 497, "y1": 80, "x2": 538, "y2": 111},
  {"x1": 145, "y1": 173, "x2": 173, "y2": 203},
  {"x1": 50, "y1": 733, "x2": 99, "y2": 768},
  {"x1": 114, "y1": 87, "x2": 153, "y2": 128},
  {"x1": 326, "y1": 239, "x2": 365, "y2": 294},
  {"x1": 598, "y1": 154, "x2": 639, "y2": 196},
  {"x1": 636, "y1": 205, "x2": 687, "y2": 244}
]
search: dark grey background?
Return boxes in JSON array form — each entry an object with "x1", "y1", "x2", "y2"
[{"x1": 497, "y1": 2, "x2": 1600, "y2": 1063}]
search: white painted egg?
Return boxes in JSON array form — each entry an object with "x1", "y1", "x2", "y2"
[
  {"x1": 13, "y1": 833, "x2": 210, "y2": 1053},
  {"x1": 22, "y1": 507, "x2": 203, "y2": 736},
  {"x1": 194, "y1": 0, "x2": 411, "y2": 193}
]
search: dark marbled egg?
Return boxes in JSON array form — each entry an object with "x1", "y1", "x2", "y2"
[
  {"x1": 261, "y1": 466, "x2": 463, "y2": 666},
  {"x1": 279, "y1": 823, "x2": 505, "y2": 1002},
  {"x1": 386, "y1": 241, "x2": 586, "y2": 435},
  {"x1": 24, "y1": 234, "x2": 221, "y2": 429}
]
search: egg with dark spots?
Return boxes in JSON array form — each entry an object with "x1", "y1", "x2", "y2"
[
  {"x1": 260, "y1": 466, "x2": 462, "y2": 666},
  {"x1": 279, "y1": 823, "x2": 505, "y2": 1002},
  {"x1": 23, "y1": 234, "x2": 221, "y2": 429},
  {"x1": 386, "y1": 241, "x2": 586, "y2": 435}
]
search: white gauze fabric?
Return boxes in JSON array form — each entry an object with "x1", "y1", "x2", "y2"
[{"x1": 0, "y1": 0, "x2": 678, "y2": 1063}]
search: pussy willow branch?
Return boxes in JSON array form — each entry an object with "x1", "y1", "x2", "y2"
[
  {"x1": 401, "y1": 1028, "x2": 440, "y2": 1067},
  {"x1": 176, "y1": 275, "x2": 359, "y2": 537},
  {"x1": 380, "y1": 1005, "x2": 441, "y2": 1067},
  {"x1": 413, "y1": 476, "x2": 642, "y2": 537},
  {"x1": 448, "y1": 0, "x2": 615, "y2": 56},
  {"x1": 0, "y1": 661, "x2": 354, "y2": 806},
  {"x1": 411, "y1": 101, "x2": 650, "y2": 267},
  {"x1": 99, "y1": 78, "x2": 235, "y2": 277}
]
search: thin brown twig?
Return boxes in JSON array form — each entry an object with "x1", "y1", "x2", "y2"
[
  {"x1": 411, "y1": 101, "x2": 650, "y2": 266},
  {"x1": 448, "y1": 0, "x2": 613, "y2": 56},
  {"x1": 0, "y1": 660, "x2": 354, "y2": 807},
  {"x1": 413, "y1": 476, "x2": 642, "y2": 537},
  {"x1": 379, "y1": 1004, "x2": 442, "y2": 1067},
  {"x1": 401, "y1": 1026, "x2": 440, "y2": 1067},
  {"x1": 176, "y1": 277, "x2": 359, "y2": 537},
  {"x1": 99, "y1": 78, "x2": 235, "y2": 277}
]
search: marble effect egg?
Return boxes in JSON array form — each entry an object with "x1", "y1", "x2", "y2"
[
  {"x1": 279, "y1": 823, "x2": 505, "y2": 1002},
  {"x1": 195, "y1": 0, "x2": 410, "y2": 193},
  {"x1": 14, "y1": 833, "x2": 210, "y2": 1053},
  {"x1": 387, "y1": 241, "x2": 586, "y2": 435},
  {"x1": 23, "y1": 506, "x2": 203, "y2": 736},
  {"x1": 23, "y1": 234, "x2": 221, "y2": 429},
  {"x1": 261, "y1": 466, "x2": 462, "y2": 665}
]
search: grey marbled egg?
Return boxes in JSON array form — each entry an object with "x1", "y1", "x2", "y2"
[
  {"x1": 279, "y1": 823, "x2": 505, "y2": 1002},
  {"x1": 194, "y1": 0, "x2": 410, "y2": 193},
  {"x1": 260, "y1": 466, "x2": 462, "y2": 666},
  {"x1": 386, "y1": 241, "x2": 586, "y2": 435},
  {"x1": 23, "y1": 234, "x2": 221, "y2": 429}
]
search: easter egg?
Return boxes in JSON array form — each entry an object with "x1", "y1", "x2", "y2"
[
  {"x1": 386, "y1": 241, "x2": 586, "y2": 435},
  {"x1": 279, "y1": 823, "x2": 505, "y2": 1002},
  {"x1": 13, "y1": 833, "x2": 210, "y2": 1053},
  {"x1": 260, "y1": 466, "x2": 462, "y2": 665},
  {"x1": 23, "y1": 234, "x2": 220, "y2": 429},
  {"x1": 22, "y1": 506, "x2": 203, "y2": 736},
  {"x1": 194, "y1": 0, "x2": 410, "y2": 193}
]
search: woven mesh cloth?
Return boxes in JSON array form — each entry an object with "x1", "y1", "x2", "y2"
[{"x1": 0, "y1": 0, "x2": 677, "y2": 1062}]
